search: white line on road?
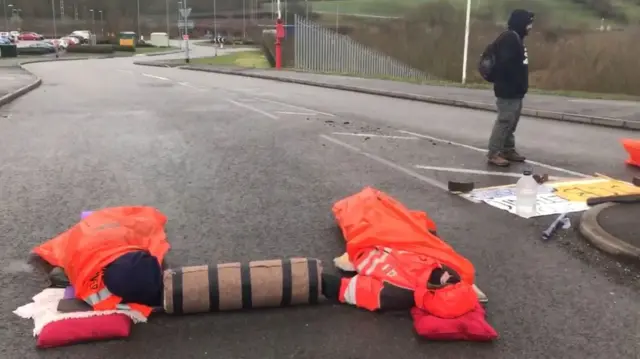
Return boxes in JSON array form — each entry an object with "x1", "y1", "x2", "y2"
[
  {"x1": 142, "y1": 73, "x2": 170, "y2": 81},
  {"x1": 414, "y1": 165, "x2": 568, "y2": 180},
  {"x1": 226, "y1": 99, "x2": 279, "y2": 119},
  {"x1": 319, "y1": 135, "x2": 451, "y2": 192},
  {"x1": 332, "y1": 132, "x2": 419, "y2": 140},
  {"x1": 276, "y1": 111, "x2": 317, "y2": 116},
  {"x1": 251, "y1": 97, "x2": 335, "y2": 117},
  {"x1": 178, "y1": 82, "x2": 204, "y2": 90},
  {"x1": 398, "y1": 130, "x2": 591, "y2": 178}
]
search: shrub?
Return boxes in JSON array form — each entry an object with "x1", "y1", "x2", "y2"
[
  {"x1": 66, "y1": 45, "x2": 115, "y2": 54},
  {"x1": 0, "y1": 44, "x2": 18, "y2": 57},
  {"x1": 336, "y1": 3, "x2": 640, "y2": 96},
  {"x1": 136, "y1": 41, "x2": 153, "y2": 47},
  {"x1": 18, "y1": 47, "x2": 52, "y2": 55}
]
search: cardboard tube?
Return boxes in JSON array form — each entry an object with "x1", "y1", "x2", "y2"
[{"x1": 164, "y1": 258, "x2": 322, "y2": 315}]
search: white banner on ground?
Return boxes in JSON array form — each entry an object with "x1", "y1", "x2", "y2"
[
  {"x1": 483, "y1": 193, "x2": 589, "y2": 219},
  {"x1": 460, "y1": 183, "x2": 589, "y2": 218},
  {"x1": 460, "y1": 184, "x2": 554, "y2": 202}
]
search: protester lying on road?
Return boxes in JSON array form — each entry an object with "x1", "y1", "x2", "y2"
[{"x1": 29, "y1": 206, "x2": 171, "y2": 320}]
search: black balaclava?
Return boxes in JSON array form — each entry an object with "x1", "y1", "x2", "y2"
[
  {"x1": 508, "y1": 9, "x2": 535, "y2": 38},
  {"x1": 103, "y1": 250, "x2": 163, "y2": 307}
]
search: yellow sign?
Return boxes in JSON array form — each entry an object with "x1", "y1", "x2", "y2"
[
  {"x1": 550, "y1": 178, "x2": 640, "y2": 202},
  {"x1": 119, "y1": 38, "x2": 134, "y2": 47}
]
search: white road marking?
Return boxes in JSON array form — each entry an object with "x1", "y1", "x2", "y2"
[
  {"x1": 319, "y1": 135, "x2": 452, "y2": 193},
  {"x1": 332, "y1": 132, "x2": 419, "y2": 140},
  {"x1": 398, "y1": 130, "x2": 591, "y2": 178},
  {"x1": 142, "y1": 73, "x2": 170, "y2": 81},
  {"x1": 252, "y1": 97, "x2": 335, "y2": 117},
  {"x1": 414, "y1": 165, "x2": 568, "y2": 180},
  {"x1": 276, "y1": 111, "x2": 317, "y2": 116},
  {"x1": 226, "y1": 99, "x2": 279, "y2": 119},
  {"x1": 178, "y1": 82, "x2": 204, "y2": 90}
]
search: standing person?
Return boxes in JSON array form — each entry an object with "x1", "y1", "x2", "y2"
[{"x1": 486, "y1": 9, "x2": 535, "y2": 167}]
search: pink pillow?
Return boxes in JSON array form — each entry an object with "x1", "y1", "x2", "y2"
[
  {"x1": 37, "y1": 314, "x2": 132, "y2": 349},
  {"x1": 410, "y1": 303, "x2": 498, "y2": 342}
]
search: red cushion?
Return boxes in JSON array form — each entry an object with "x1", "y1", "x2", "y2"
[
  {"x1": 37, "y1": 314, "x2": 132, "y2": 349},
  {"x1": 410, "y1": 303, "x2": 498, "y2": 341}
]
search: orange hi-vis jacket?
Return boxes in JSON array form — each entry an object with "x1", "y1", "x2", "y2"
[
  {"x1": 337, "y1": 246, "x2": 478, "y2": 316},
  {"x1": 337, "y1": 246, "x2": 437, "y2": 311},
  {"x1": 333, "y1": 187, "x2": 478, "y2": 317},
  {"x1": 332, "y1": 187, "x2": 475, "y2": 285},
  {"x1": 32, "y1": 206, "x2": 171, "y2": 318}
]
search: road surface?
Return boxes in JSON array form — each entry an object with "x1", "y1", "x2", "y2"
[{"x1": 0, "y1": 44, "x2": 639, "y2": 359}]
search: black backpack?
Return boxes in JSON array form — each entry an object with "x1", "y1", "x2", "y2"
[{"x1": 478, "y1": 30, "x2": 520, "y2": 83}]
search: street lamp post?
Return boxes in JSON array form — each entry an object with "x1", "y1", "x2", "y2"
[
  {"x1": 165, "y1": 0, "x2": 169, "y2": 35},
  {"x1": 177, "y1": 1, "x2": 182, "y2": 39},
  {"x1": 461, "y1": 0, "x2": 471, "y2": 84},
  {"x1": 51, "y1": 0, "x2": 57, "y2": 37},
  {"x1": 89, "y1": 9, "x2": 94, "y2": 34},
  {"x1": 136, "y1": 0, "x2": 140, "y2": 38},
  {"x1": 3, "y1": 0, "x2": 7, "y2": 31},
  {"x1": 99, "y1": 10, "x2": 103, "y2": 36}
]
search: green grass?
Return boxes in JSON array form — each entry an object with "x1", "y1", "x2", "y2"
[
  {"x1": 135, "y1": 46, "x2": 178, "y2": 53},
  {"x1": 189, "y1": 50, "x2": 271, "y2": 68},
  {"x1": 309, "y1": 0, "x2": 640, "y2": 25}
]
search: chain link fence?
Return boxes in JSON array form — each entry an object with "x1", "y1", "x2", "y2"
[{"x1": 293, "y1": 14, "x2": 431, "y2": 82}]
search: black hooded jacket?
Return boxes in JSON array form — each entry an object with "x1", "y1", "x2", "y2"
[{"x1": 493, "y1": 9, "x2": 534, "y2": 99}]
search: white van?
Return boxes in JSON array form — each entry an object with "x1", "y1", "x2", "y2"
[{"x1": 71, "y1": 30, "x2": 91, "y2": 40}]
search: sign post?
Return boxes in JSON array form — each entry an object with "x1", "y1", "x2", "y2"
[
  {"x1": 179, "y1": 3, "x2": 191, "y2": 63},
  {"x1": 275, "y1": 19, "x2": 284, "y2": 69},
  {"x1": 275, "y1": 0, "x2": 283, "y2": 69}
]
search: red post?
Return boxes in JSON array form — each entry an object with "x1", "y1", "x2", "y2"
[{"x1": 275, "y1": 18, "x2": 284, "y2": 69}]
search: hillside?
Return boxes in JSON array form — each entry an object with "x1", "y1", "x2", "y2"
[{"x1": 310, "y1": 0, "x2": 640, "y2": 26}]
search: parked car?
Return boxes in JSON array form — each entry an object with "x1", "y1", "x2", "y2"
[
  {"x1": 17, "y1": 42, "x2": 55, "y2": 55},
  {"x1": 62, "y1": 36, "x2": 80, "y2": 45},
  {"x1": 1, "y1": 32, "x2": 16, "y2": 42},
  {"x1": 0, "y1": 37, "x2": 12, "y2": 45},
  {"x1": 71, "y1": 30, "x2": 91, "y2": 40},
  {"x1": 66, "y1": 34, "x2": 86, "y2": 44},
  {"x1": 43, "y1": 39, "x2": 68, "y2": 50},
  {"x1": 18, "y1": 32, "x2": 44, "y2": 41}
]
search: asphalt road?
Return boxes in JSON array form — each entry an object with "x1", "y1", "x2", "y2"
[{"x1": 1, "y1": 44, "x2": 639, "y2": 359}]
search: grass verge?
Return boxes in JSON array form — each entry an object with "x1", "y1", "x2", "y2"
[
  {"x1": 189, "y1": 50, "x2": 271, "y2": 68},
  {"x1": 135, "y1": 46, "x2": 178, "y2": 54},
  {"x1": 288, "y1": 69, "x2": 640, "y2": 102}
]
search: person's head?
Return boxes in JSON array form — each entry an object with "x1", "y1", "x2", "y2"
[{"x1": 508, "y1": 9, "x2": 535, "y2": 37}]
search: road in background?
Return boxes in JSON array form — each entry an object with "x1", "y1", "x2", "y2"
[{"x1": 0, "y1": 48, "x2": 638, "y2": 359}]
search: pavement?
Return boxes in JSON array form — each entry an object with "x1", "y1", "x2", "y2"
[
  {"x1": 165, "y1": 66, "x2": 640, "y2": 130},
  {"x1": 579, "y1": 200, "x2": 640, "y2": 259},
  {"x1": 598, "y1": 202, "x2": 640, "y2": 249},
  {"x1": 0, "y1": 66, "x2": 36, "y2": 95},
  {"x1": 1, "y1": 43, "x2": 640, "y2": 359}
]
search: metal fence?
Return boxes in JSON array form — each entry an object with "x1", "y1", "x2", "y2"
[{"x1": 293, "y1": 15, "x2": 430, "y2": 81}]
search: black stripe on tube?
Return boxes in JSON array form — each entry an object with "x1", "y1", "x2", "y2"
[
  {"x1": 240, "y1": 262, "x2": 252, "y2": 309},
  {"x1": 280, "y1": 258, "x2": 293, "y2": 306},
  {"x1": 208, "y1": 265, "x2": 220, "y2": 312},
  {"x1": 307, "y1": 259, "x2": 319, "y2": 304},
  {"x1": 172, "y1": 268, "x2": 184, "y2": 315}
]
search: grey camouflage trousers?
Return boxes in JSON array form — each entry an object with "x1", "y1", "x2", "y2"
[{"x1": 488, "y1": 98, "x2": 523, "y2": 157}]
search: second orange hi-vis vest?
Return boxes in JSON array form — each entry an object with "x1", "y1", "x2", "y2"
[
  {"x1": 32, "y1": 206, "x2": 171, "y2": 318},
  {"x1": 332, "y1": 187, "x2": 475, "y2": 285}
]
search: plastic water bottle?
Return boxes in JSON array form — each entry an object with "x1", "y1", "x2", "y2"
[{"x1": 516, "y1": 169, "x2": 538, "y2": 218}]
